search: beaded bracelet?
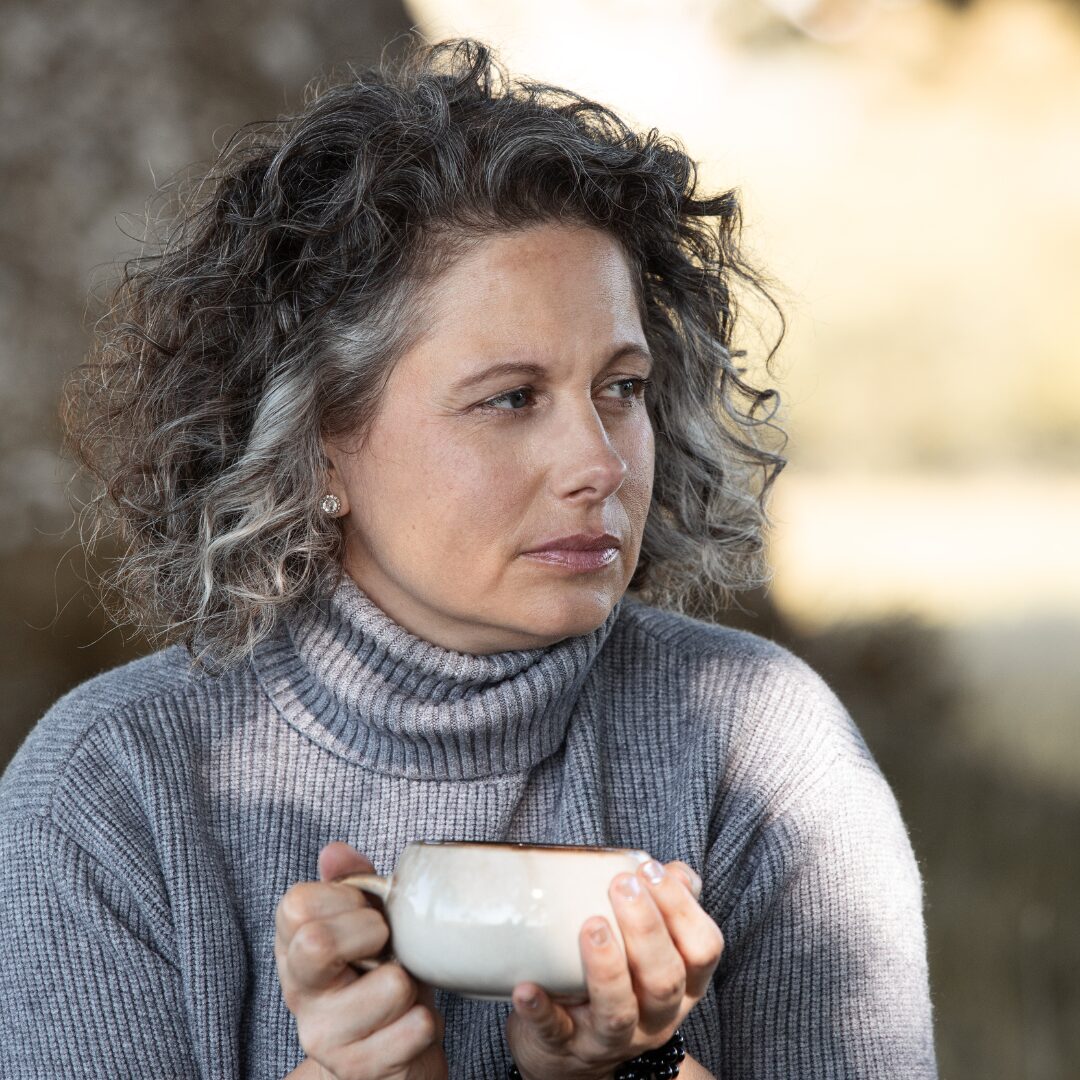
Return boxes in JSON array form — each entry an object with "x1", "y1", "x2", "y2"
[{"x1": 506, "y1": 1026, "x2": 685, "y2": 1080}]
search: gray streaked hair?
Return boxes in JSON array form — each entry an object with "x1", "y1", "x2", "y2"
[{"x1": 60, "y1": 34, "x2": 788, "y2": 673}]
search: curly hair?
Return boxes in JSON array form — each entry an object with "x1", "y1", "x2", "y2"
[{"x1": 60, "y1": 34, "x2": 788, "y2": 674}]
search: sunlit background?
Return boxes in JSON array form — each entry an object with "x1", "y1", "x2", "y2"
[{"x1": 2, "y1": 0, "x2": 1077, "y2": 1075}]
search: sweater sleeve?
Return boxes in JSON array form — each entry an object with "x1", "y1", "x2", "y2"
[
  {"x1": 0, "y1": 813, "x2": 202, "y2": 1079},
  {"x1": 708, "y1": 671, "x2": 939, "y2": 1079}
]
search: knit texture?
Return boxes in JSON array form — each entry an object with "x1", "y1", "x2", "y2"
[{"x1": 0, "y1": 576, "x2": 939, "y2": 1078}]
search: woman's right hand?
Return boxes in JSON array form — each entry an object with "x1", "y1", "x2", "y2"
[{"x1": 275, "y1": 841, "x2": 448, "y2": 1080}]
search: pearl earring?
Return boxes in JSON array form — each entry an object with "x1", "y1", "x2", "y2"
[{"x1": 320, "y1": 494, "x2": 341, "y2": 516}]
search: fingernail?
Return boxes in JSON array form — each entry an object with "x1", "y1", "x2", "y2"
[
  {"x1": 616, "y1": 874, "x2": 641, "y2": 900},
  {"x1": 589, "y1": 922, "x2": 609, "y2": 946},
  {"x1": 521, "y1": 991, "x2": 539, "y2": 1008},
  {"x1": 642, "y1": 860, "x2": 666, "y2": 885}
]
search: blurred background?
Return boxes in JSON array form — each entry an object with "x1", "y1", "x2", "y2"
[{"x1": 2, "y1": 0, "x2": 1077, "y2": 1075}]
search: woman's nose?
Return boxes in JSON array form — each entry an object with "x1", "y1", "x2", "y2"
[{"x1": 547, "y1": 404, "x2": 629, "y2": 500}]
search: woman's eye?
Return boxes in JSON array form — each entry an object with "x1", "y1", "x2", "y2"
[
  {"x1": 600, "y1": 375, "x2": 648, "y2": 401},
  {"x1": 483, "y1": 387, "x2": 534, "y2": 411},
  {"x1": 478, "y1": 378, "x2": 650, "y2": 416}
]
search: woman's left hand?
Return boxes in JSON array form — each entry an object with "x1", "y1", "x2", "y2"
[{"x1": 505, "y1": 858, "x2": 724, "y2": 1080}]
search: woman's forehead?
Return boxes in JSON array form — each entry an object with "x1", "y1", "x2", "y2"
[{"x1": 415, "y1": 226, "x2": 643, "y2": 344}]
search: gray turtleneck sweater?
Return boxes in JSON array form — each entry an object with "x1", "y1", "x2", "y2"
[{"x1": 0, "y1": 577, "x2": 938, "y2": 1078}]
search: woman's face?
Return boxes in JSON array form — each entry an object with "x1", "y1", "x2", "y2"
[{"x1": 322, "y1": 221, "x2": 655, "y2": 653}]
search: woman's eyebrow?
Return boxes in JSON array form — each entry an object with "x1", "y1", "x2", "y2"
[
  {"x1": 449, "y1": 343, "x2": 653, "y2": 394},
  {"x1": 607, "y1": 342, "x2": 654, "y2": 372},
  {"x1": 450, "y1": 360, "x2": 548, "y2": 394}
]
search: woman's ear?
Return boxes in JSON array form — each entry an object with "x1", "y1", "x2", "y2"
[{"x1": 319, "y1": 438, "x2": 350, "y2": 517}]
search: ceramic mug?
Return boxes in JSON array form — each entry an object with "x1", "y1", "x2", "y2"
[{"x1": 334, "y1": 840, "x2": 653, "y2": 1003}]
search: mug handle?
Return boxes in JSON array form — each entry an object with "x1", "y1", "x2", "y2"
[
  {"x1": 334, "y1": 871, "x2": 391, "y2": 901},
  {"x1": 333, "y1": 872, "x2": 393, "y2": 973}
]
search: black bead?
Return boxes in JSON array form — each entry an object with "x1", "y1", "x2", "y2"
[{"x1": 507, "y1": 1026, "x2": 684, "y2": 1080}]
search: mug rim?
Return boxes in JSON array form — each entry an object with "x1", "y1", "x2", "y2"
[{"x1": 413, "y1": 840, "x2": 640, "y2": 854}]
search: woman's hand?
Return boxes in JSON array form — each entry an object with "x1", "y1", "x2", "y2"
[
  {"x1": 505, "y1": 858, "x2": 723, "y2": 1080},
  {"x1": 274, "y1": 842, "x2": 448, "y2": 1080}
]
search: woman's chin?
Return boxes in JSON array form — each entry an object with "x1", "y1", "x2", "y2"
[{"x1": 510, "y1": 585, "x2": 624, "y2": 644}]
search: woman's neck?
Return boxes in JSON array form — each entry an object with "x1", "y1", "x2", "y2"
[{"x1": 250, "y1": 573, "x2": 624, "y2": 781}]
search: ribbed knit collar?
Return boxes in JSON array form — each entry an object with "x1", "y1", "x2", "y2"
[{"x1": 252, "y1": 573, "x2": 623, "y2": 781}]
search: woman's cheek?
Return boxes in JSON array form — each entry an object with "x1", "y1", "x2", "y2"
[
  {"x1": 414, "y1": 445, "x2": 513, "y2": 545},
  {"x1": 612, "y1": 417, "x2": 653, "y2": 495}
]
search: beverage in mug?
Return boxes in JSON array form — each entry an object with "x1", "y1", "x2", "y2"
[{"x1": 336, "y1": 840, "x2": 653, "y2": 1003}]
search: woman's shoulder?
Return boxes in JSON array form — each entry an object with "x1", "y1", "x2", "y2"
[
  {"x1": 613, "y1": 593, "x2": 836, "y2": 697},
  {"x1": 0, "y1": 644, "x2": 222, "y2": 822},
  {"x1": 609, "y1": 595, "x2": 873, "y2": 770}
]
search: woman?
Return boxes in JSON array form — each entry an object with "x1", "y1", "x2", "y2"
[{"x1": 0, "y1": 36, "x2": 938, "y2": 1080}]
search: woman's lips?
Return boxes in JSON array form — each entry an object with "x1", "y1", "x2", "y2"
[{"x1": 520, "y1": 547, "x2": 620, "y2": 572}]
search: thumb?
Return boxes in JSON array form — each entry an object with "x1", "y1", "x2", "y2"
[
  {"x1": 666, "y1": 860, "x2": 703, "y2": 900},
  {"x1": 511, "y1": 983, "x2": 574, "y2": 1045},
  {"x1": 317, "y1": 841, "x2": 376, "y2": 883}
]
